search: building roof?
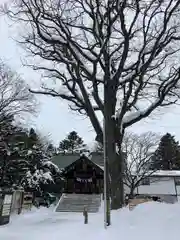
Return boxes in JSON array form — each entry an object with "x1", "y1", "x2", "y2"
[
  {"x1": 132, "y1": 170, "x2": 180, "y2": 177},
  {"x1": 151, "y1": 170, "x2": 180, "y2": 177},
  {"x1": 51, "y1": 151, "x2": 104, "y2": 170},
  {"x1": 63, "y1": 155, "x2": 104, "y2": 174}
]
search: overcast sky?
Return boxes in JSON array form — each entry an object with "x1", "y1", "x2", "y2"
[{"x1": 1, "y1": 15, "x2": 180, "y2": 147}]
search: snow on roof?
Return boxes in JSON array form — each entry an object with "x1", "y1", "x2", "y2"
[
  {"x1": 80, "y1": 151, "x2": 91, "y2": 158},
  {"x1": 151, "y1": 170, "x2": 180, "y2": 177},
  {"x1": 132, "y1": 170, "x2": 180, "y2": 177}
]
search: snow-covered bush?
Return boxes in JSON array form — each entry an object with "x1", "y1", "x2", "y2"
[
  {"x1": 22, "y1": 169, "x2": 54, "y2": 192},
  {"x1": 42, "y1": 160, "x2": 61, "y2": 175}
]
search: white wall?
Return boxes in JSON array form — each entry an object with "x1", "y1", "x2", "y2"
[
  {"x1": 175, "y1": 185, "x2": 180, "y2": 195},
  {"x1": 136, "y1": 177, "x2": 176, "y2": 195}
]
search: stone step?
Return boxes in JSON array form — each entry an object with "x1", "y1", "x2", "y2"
[
  {"x1": 57, "y1": 204, "x2": 100, "y2": 208},
  {"x1": 57, "y1": 206, "x2": 99, "y2": 210},
  {"x1": 57, "y1": 205, "x2": 99, "y2": 209},
  {"x1": 56, "y1": 209, "x2": 99, "y2": 213},
  {"x1": 62, "y1": 198, "x2": 100, "y2": 201},
  {"x1": 61, "y1": 198, "x2": 101, "y2": 203},
  {"x1": 61, "y1": 201, "x2": 100, "y2": 205},
  {"x1": 58, "y1": 203, "x2": 100, "y2": 206},
  {"x1": 55, "y1": 194, "x2": 101, "y2": 213},
  {"x1": 62, "y1": 201, "x2": 99, "y2": 204},
  {"x1": 63, "y1": 195, "x2": 101, "y2": 200},
  {"x1": 60, "y1": 204, "x2": 100, "y2": 207},
  {"x1": 63, "y1": 198, "x2": 100, "y2": 202},
  {"x1": 56, "y1": 204, "x2": 99, "y2": 208},
  {"x1": 57, "y1": 208, "x2": 99, "y2": 211},
  {"x1": 57, "y1": 209, "x2": 99, "y2": 213}
]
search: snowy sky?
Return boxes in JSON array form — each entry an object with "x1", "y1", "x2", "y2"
[{"x1": 1, "y1": 15, "x2": 180, "y2": 146}]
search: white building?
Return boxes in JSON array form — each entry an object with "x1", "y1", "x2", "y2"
[{"x1": 125, "y1": 170, "x2": 180, "y2": 203}]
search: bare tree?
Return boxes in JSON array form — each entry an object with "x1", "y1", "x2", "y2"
[
  {"x1": 4, "y1": 0, "x2": 180, "y2": 209},
  {"x1": 0, "y1": 61, "x2": 37, "y2": 122},
  {"x1": 122, "y1": 132, "x2": 161, "y2": 198}
]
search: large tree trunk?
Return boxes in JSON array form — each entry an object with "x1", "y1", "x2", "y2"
[
  {"x1": 109, "y1": 149, "x2": 124, "y2": 209},
  {"x1": 104, "y1": 81, "x2": 124, "y2": 209}
]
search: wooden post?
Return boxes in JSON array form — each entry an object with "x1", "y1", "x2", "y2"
[
  {"x1": 103, "y1": 118, "x2": 111, "y2": 227},
  {"x1": 18, "y1": 191, "x2": 24, "y2": 215},
  {"x1": 83, "y1": 206, "x2": 88, "y2": 224}
]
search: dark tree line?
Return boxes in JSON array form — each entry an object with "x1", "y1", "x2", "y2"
[
  {"x1": 0, "y1": 115, "x2": 62, "y2": 196},
  {"x1": 151, "y1": 133, "x2": 180, "y2": 171}
]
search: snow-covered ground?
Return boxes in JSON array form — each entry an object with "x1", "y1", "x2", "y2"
[{"x1": 1, "y1": 202, "x2": 179, "y2": 240}]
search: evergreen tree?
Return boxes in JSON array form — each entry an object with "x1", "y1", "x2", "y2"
[
  {"x1": 151, "y1": 133, "x2": 180, "y2": 170},
  {"x1": 59, "y1": 139, "x2": 70, "y2": 153},
  {"x1": 0, "y1": 115, "x2": 29, "y2": 187},
  {"x1": 46, "y1": 143, "x2": 56, "y2": 157},
  {"x1": 0, "y1": 120, "x2": 62, "y2": 199},
  {"x1": 67, "y1": 131, "x2": 84, "y2": 151},
  {"x1": 21, "y1": 128, "x2": 62, "y2": 196},
  {"x1": 21, "y1": 128, "x2": 48, "y2": 189},
  {"x1": 25, "y1": 128, "x2": 46, "y2": 168},
  {"x1": 58, "y1": 131, "x2": 85, "y2": 153}
]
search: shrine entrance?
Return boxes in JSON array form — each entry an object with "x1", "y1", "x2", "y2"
[
  {"x1": 63, "y1": 156, "x2": 104, "y2": 194},
  {"x1": 74, "y1": 177, "x2": 102, "y2": 194}
]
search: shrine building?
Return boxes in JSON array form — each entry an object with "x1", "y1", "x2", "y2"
[{"x1": 51, "y1": 152, "x2": 104, "y2": 194}]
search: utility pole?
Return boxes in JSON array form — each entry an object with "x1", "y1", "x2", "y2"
[
  {"x1": 103, "y1": 0, "x2": 111, "y2": 227},
  {"x1": 103, "y1": 119, "x2": 111, "y2": 228}
]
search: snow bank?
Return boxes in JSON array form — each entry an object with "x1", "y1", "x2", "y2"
[{"x1": 1, "y1": 202, "x2": 179, "y2": 240}]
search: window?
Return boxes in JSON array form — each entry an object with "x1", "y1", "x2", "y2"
[
  {"x1": 141, "y1": 177, "x2": 150, "y2": 185},
  {"x1": 175, "y1": 177, "x2": 180, "y2": 185}
]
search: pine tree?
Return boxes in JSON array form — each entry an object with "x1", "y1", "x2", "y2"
[
  {"x1": 21, "y1": 128, "x2": 47, "y2": 169},
  {"x1": 6, "y1": 130, "x2": 29, "y2": 187},
  {"x1": 151, "y1": 133, "x2": 180, "y2": 170},
  {"x1": 58, "y1": 131, "x2": 85, "y2": 153},
  {"x1": 58, "y1": 139, "x2": 70, "y2": 153},
  {"x1": 46, "y1": 143, "x2": 56, "y2": 157},
  {"x1": 21, "y1": 128, "x2": 48, "y2": 188},
  {"x1": 0, "y1": 120, "x2": 61, "y2": 198},
  {"x1": 21, "y1": 128, "x2": 62, "y2": 196},
  {"x1": 0, "y1": 115, "x2": 29, "y2": 187}
]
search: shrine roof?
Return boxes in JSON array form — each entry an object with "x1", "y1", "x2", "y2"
[{"x1": 51, "y1": 151, "x2": 104, "y2": 170}]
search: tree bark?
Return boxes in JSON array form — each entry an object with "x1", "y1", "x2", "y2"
[
  {"x1": 129, "y1": 188, "x2": 135, "y2": 200},
  {"x1": 104, "y1": 79, "x2": 124, "y2": 209},
  {"x1": 109, "y1": 150, "x2": 124, "y2": 209}
]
